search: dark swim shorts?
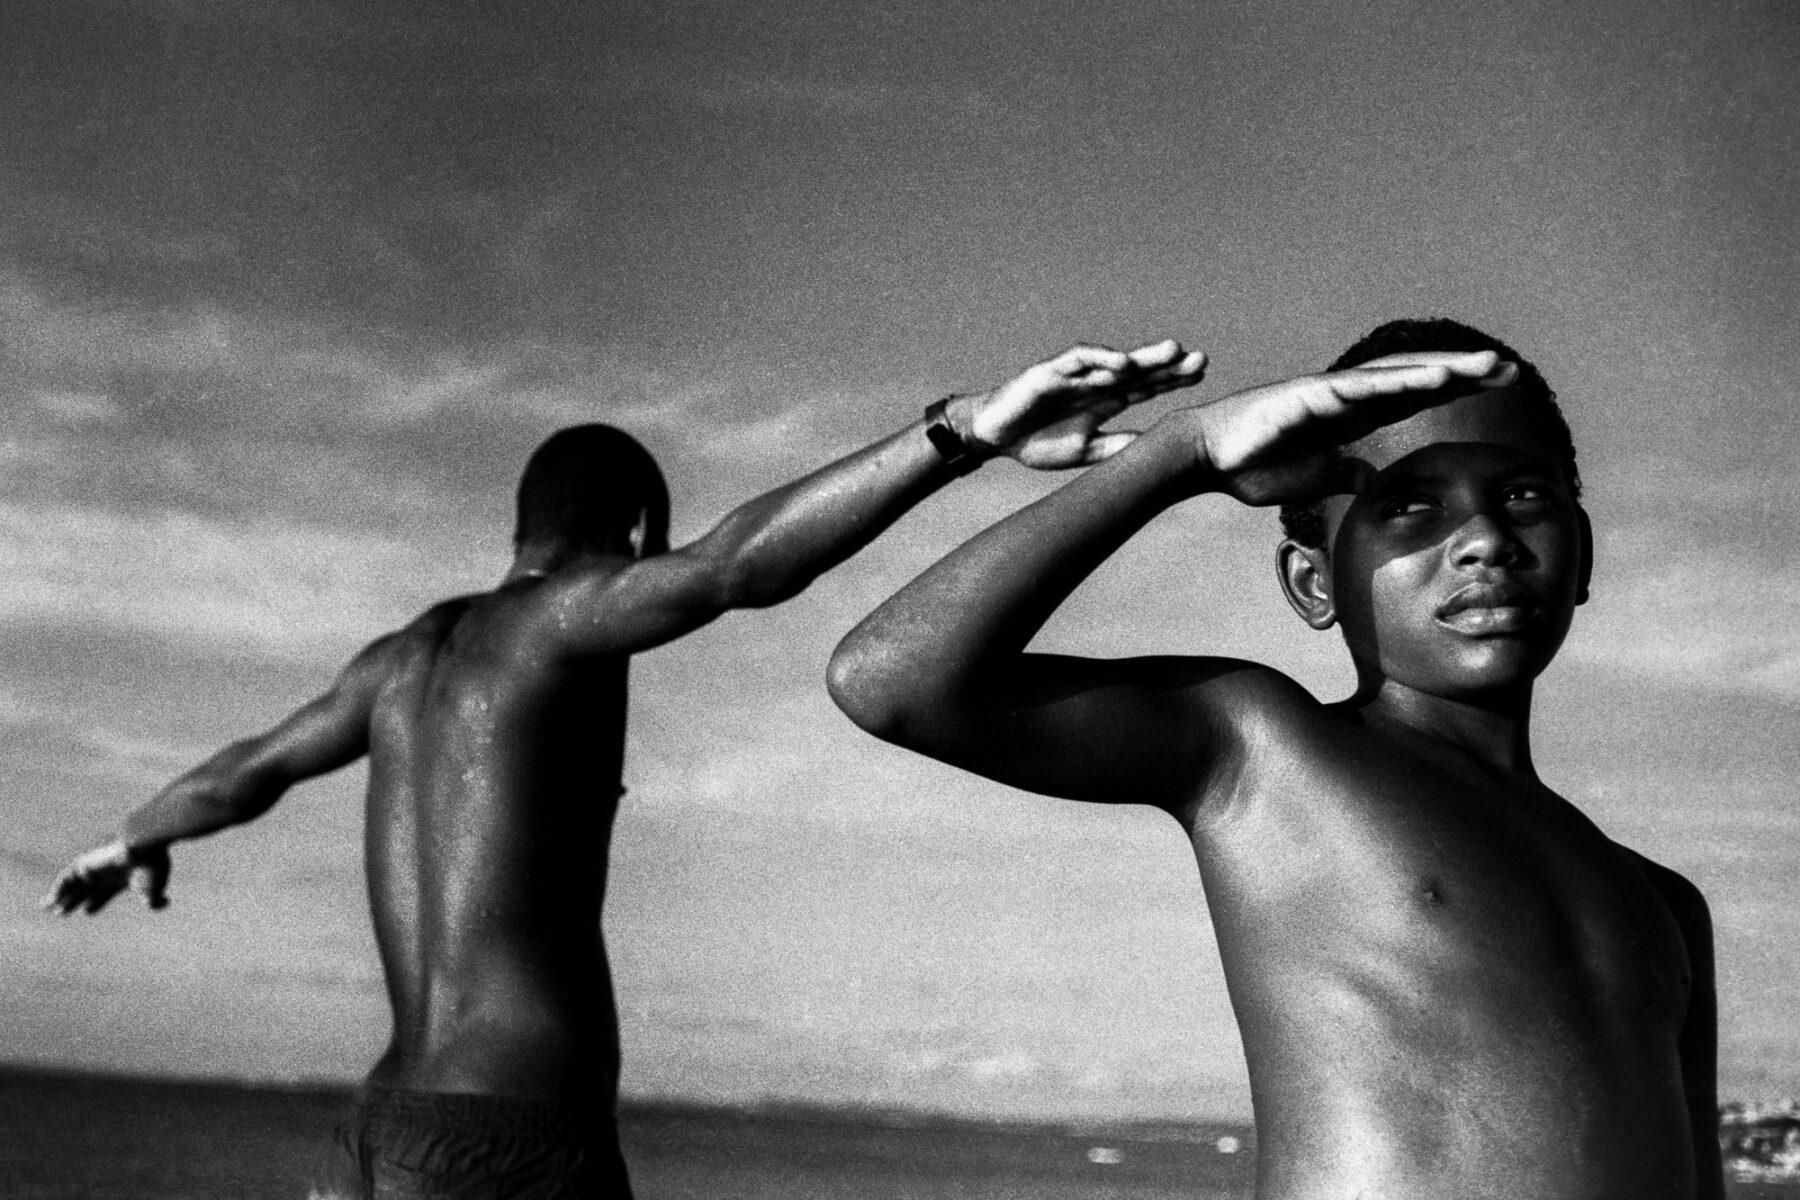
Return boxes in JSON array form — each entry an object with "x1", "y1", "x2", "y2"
[{"x1": 318, "y1": 1087, "x2": 631, "y2": 1199}]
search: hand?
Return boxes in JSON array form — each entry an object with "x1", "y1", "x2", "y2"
[
  {"x1": 954, "y1": 340, "x2": 1207, "y2": 470},
  {"x1": 1178, "y1": 351, "x2": 1519, "y2": 506},
  {"x1": 42, "y1": 840, "x2": 171, "y2": 915}
]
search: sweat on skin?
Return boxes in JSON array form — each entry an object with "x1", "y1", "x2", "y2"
[{"x1": 40, "y1": 338, "x2": 1204, "y2": 1199}]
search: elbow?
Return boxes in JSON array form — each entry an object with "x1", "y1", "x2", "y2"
[
  {"x1": 198, "y1": 783, "x2": 273, "y2": 827},
  {"x1": 717, "y1": 558, "x2": 804, "y2": 610},
  {"x1": 200, "y1": 747, "x2": 283, "y2": 821},
  {"x1": 826, "y1": 635, "x2": 913, "y2": 742}
]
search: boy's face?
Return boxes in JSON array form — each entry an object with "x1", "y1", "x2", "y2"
[{"x1": 1318, "y1": 386, "x2": 1587, "y2": 701}]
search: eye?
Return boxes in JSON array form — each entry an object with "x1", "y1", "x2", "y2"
[
  {"x1": 1502, "y1": 482, "x2": 1554, "y2": 506},
  {"x1": 1379, "y1": 496, "x2": 1438, "y2": 519}
]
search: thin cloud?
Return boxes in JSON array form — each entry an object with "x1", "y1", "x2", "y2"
[
  {"x1": 1573, "y1": 535, "x2": 1800, "y2": 700},
  {"x1": 2, "y1": 269, "x2": 384, "y2": 404},
  {"x1": 0, "y1": 500, "x2": 437, "y2": 662},
  {"x1": 0, "y1": 843, "x2": 65, "y2": 879},
  {"x1": 30, "y1": 389, "x2": 126, "y2": 426},
  {"x1": 0, "y1": 689, "x2": 199, "y2": 789}
]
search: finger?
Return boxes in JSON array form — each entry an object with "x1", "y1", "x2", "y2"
[
  {"x1": 41, "y1": 873, "x2": 72, "y2": 911},
  {"x1": 1331, "y1": 363, "x2": 1450, "y2": 399},
  {"x1": 1047, "y1": 344, "x2": 1131, "y2": 377},
  {"x1": 1081, "y1": 430, "x2": 1140, "y2": 463},
  {"x1": 44, "y1": 871, "x2": 96, "y2": 915},
  {"x1": 1344, "y1": 352, "x2": 1516, "y2": 393},
  {"x1": 1011, "y1": 414, "x2": 1097, "y2": 468},
  {"x1": 1325, "y1": 360, "x2": 1479, "y2": 402},
  {"x1": 1129, "y1": 351, "x2": 1207, "y2": 401},
  {"x1": 1124, "y1": 339, "x2": 1185, "y2": 370},
  {"x1": 1354, "y1": 350, "x2": 1500, "y2": 374},
  {"x1": 1172, "y1": 349, "x2": 1209, "y2": 377}
]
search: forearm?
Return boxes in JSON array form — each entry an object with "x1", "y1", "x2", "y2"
[
  {"x1": 119, "y1": 744, "x2": 282, "y2": 848},
  {"x1": 830, "y1": 421, "x2": 1204, "y2": 735},
  {"x1": 689, "y1": 412, "x2": 970, "y2": 609}
]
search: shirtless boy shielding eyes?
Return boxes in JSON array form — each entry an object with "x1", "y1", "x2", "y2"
[
  {"x1": 829, "y1": 319, "x2": 1723, "y2": 1200},
  {"x1": 41, "y1": 340, "x2": 1201, "y2": 1200}
]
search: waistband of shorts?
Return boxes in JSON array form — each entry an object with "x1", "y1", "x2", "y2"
[{"x1": 355, "y1": 1086, "x2": 596, "y2": 1135}]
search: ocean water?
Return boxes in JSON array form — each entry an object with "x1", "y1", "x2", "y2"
[{"x1": 0, "y1": 1067, "x2": 1792, "y2": 1200}]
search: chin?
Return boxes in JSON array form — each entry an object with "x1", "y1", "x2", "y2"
[
  {"x1": 1377, "y1": 635, "x2": 1558, "y2": 701},
  {"x1": 1433, "y1": 642, "x2": 1555, "y2": 697}
]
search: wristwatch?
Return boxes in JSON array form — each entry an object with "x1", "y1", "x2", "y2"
[{"x1": 923, "y1": 396, "x2": 987, "y2": 475}]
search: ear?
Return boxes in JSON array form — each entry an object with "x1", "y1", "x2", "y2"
[
  {"x1": 628, "y1": 508, "x2": 651, "y2": 559},
  {"x1": 1575, "y1": 506, "x2": 1593, "y2": 605},
  {"x1": 1278, "y1": 539, "x2": 1337, "y2": 630}
]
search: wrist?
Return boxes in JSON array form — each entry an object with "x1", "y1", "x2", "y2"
[
  {"x1": 941, "y1": 392, "x2": 987, "y2": 449},
  {"x1": 117, "y1": 815, "x2": 168, "y2": 854},
  {"x1": 1137, "y1": 416, "x2": 1222, "y2": 500},
  {"x1": 924, "y1": 394, "x2": 995, "y2": 474}
]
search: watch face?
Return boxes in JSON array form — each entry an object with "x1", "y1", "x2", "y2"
[
  {"x1": 924, "y1": 401, "x2": 978, "y2": 471},
  {"x1": 926, "y1": 418, "x2": 969, "y2": 461}
]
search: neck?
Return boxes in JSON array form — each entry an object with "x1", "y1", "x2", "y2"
[
  {"x1": 1352, "y1": 677, "x2": 1537, "y2": 776},
  {"x1": 503, "y1": 538, "x2": 633, "y2": 585},
  {"x1": 503, "y1": 548, "x2": 558, "y2": 584}
]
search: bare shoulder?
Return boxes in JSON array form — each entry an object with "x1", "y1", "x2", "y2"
[
  {"x1": 1130, "y1": 653, "x2": 1318, "y2": 737},
  {"x1": 1622, "y1": 846, "x2": 1712, "y2": 927},
  {"x1": 1150, "y1": 655, "x2": 1330, "y2": 753},
  {"x1": 1196, "y1": 656, "x2": 1326, "y2": 717},
  {"x1": 1119, "y1": 655, "x2": 1328, "y2": 809},
  {"x1": 346, "y1": 596, "x2": 482, "y2": 682}
]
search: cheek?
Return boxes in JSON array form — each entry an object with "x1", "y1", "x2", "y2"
[
  {"x1": 1333, "y1": 544, "x2": 1435, "y2": 629},
  {"x1": 1365, "y1": 555, "x2": 1439, "y2": 638},
  {"x1": 1538, "y1": 526, "x2": 1584, "y2": 590},
  {"x1": 1326, "y1": 546, "x2": 1442, "y2": 669}
]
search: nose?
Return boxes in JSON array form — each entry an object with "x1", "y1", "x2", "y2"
[{"x1": 1449, "y1": 511, "x2": 1522, "y2": 569}]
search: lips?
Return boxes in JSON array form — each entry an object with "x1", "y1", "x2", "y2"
[{"x1": 1436, "y1": 581, "x2": 1535, "y2": 635}]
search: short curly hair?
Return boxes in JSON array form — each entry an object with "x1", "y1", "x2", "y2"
[{"x1": 1277, "y1": 318, "x2": 1579, "y2": 549}]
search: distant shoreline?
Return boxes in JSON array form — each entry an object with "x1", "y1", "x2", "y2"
[
  {"x1": 0, "y1": 1061, "x2": 1254, "y2": 1142},
  {"x1": 6, "y1": 1065, "x2": 1798, "y2": 1197}
]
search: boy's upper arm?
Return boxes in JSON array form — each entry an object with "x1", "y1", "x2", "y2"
[
  {"x1": 1631, "y1": 851, "x2": 1723, "y2": 1195},
  {"x1": 893, "y1": 653, "x2": 1305, "y2": 813},
  {"x1": 234, "y1": 637, "x2": 391, "y2": 786},
  {"x1": 529, "y1": 548, "x2": 734, "y2": 659}
]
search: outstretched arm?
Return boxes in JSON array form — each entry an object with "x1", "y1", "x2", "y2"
[
  {"x1": 43, "y1": 640, "x2": 389, "y2": 915},
  {"x1": 828, "y1": 351, "x2": 1519, "y2": 810},
  {"x1": 542, "y1": 341, "x2": 1207, "y2": 657}
]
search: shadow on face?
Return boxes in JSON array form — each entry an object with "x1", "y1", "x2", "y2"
[{"x1": 1283, "y1": 389, "x2": 1591, "y2": 701}]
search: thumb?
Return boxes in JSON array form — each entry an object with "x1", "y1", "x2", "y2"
[
  {"x1": 1081, "y1": 431, "x2": 1140, "y2": 464},
  {"x1": 132, "y1": 858, "x2": 170, "y2": 910}
]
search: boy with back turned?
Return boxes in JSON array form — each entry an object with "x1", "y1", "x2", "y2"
[
  {"x1": 830, "y1": 320, "x2": 1723, "y2": 1199},
  {"x1": 39, "y1": 343, "x2": 1201, "y2": 1200}
]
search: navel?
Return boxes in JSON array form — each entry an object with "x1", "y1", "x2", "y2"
[{"x1": 1417, "y1": 877, "x2": 1447, "y2": 907}]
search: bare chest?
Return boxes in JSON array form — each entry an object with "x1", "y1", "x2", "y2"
[{"x1": 1193, "y1": 734, "x2": 1691, "y2": 1035}]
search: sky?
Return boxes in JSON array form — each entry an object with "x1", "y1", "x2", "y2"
[{"x1": 1, "y1": 0, "x2": 1796, "y2": 1123}]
